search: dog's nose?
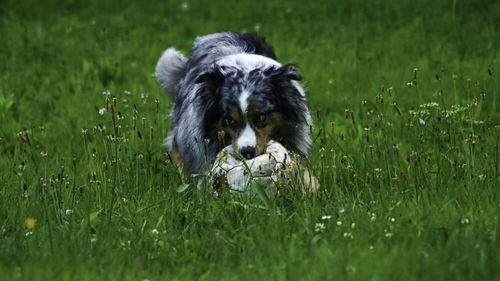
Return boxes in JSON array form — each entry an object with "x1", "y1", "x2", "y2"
[{"x1": 240, "y1": 146, "x2": 256, "y2": 159}]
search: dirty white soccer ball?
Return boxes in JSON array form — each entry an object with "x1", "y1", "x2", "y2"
[{"x1": 210, "y1": 141, "x2": 298, "y2": 195}]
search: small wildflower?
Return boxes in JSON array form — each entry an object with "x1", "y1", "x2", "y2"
[
  {"x1": 385, "y1": 232, "x2": 394, "y2": 238},
  {"x1": 343, "y1": 232, "x2": 353, "y2": 239},
  {"x1": 150, "y1": 228, "x2": 160, "y2": 236},
  {"x1": 25, "y1": 231, "x2": 33, "y2": 237},
  {"x1": 321, "y1": 215, "x2": 332, "y2": 220},
  {"x1": 315, "y1": 223, "x2": 326, "y2": 233},
  {"x1": 461, "y1": 218, "x2": 470, "y2": 224},
  {"x1": 390, "y1": 217, "x2": 395, "y2": 223},
  {"x1": 25, "y1": 218, "x2": 36, "y2": 229},
  {"x1": 351, "y1": 222, "x2": 356, "y2": 229},
  {"x1": 337, "y1": 221, "x2": 342, "y2": 226},
  {"x1": 99, "y1": 108, "x2": 106, "y2": 115},
  {"x1": 65, "y1": 209, "x2": 73, "y2": 215}
]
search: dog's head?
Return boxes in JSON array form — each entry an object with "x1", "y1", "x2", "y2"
[{"x1": 196, "y1": 60, "x2": 304, "y2": 159}]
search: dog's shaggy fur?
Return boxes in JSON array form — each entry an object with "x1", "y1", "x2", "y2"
[{"x1": 155, "y1": 32, "x2": 312, "y2": 174}]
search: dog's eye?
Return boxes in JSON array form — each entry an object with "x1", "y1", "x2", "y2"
[
  {"x1": 223, "y1": 117, "x2": 238, "y2": 129},
  {"x1": 254, "y1": 113, "x2": 268, "y2": 129}
]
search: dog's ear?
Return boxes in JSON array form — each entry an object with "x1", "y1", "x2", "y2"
[
  {"x1": 195, "y1": 65, "x2": 225, "y2": 89},
  {"x1": 270, "y1": 64, "x2": 302, "y2": 82}
]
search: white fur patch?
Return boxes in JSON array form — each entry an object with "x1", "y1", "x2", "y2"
[
  {"x1": 217, "y1": 53, "x2": 281, "y2": 72},
  {"x1": 237, "y1": 124, "x2": 256, "y2": 149},
  {"x1": 239, "y1": 90, "x2": 251, "y2": 112}
]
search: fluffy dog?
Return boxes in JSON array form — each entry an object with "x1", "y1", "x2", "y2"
[{"x1": 155, "y1": 32, "x2": 312, "y2": 174}]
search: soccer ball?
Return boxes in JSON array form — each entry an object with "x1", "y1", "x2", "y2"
[{"x1": 210, "y1": 141, "x2": 297, "y2": 195}]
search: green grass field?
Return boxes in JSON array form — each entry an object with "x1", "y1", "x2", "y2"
[{"x1": 1, "y1": 0, "x2": 499, "y2": 280}]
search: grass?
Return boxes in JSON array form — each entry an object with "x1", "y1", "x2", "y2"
[{"x1": 1, "y1": 0, "x2": 499, "y2": 280}]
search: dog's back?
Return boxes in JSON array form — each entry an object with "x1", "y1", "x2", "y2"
[{"x1": 156, "y1": 32, "x2": 276, "y2": 97}]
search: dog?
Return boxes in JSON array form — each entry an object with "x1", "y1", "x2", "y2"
[{"x1": 155, "y1": 32, "x2": 312, "y2": 174}]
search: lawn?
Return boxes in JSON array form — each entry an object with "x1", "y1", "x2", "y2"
[{"x1": 1, "y1": 0, "x2": 499, "y2": 280}]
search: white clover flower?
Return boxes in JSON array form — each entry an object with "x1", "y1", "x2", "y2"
[
  {"x1": 99, "y1": 108, "x2": 106, "y2": 115},
  {"x1": 65, "y1": 209, "x2": 73, "y2": 215},
  {"x1": 150, "y1": 228, "x2": 159, "y2": 235},
  {"x1": 315, "y1": 223, "x2": 326, "y2": 233}
]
